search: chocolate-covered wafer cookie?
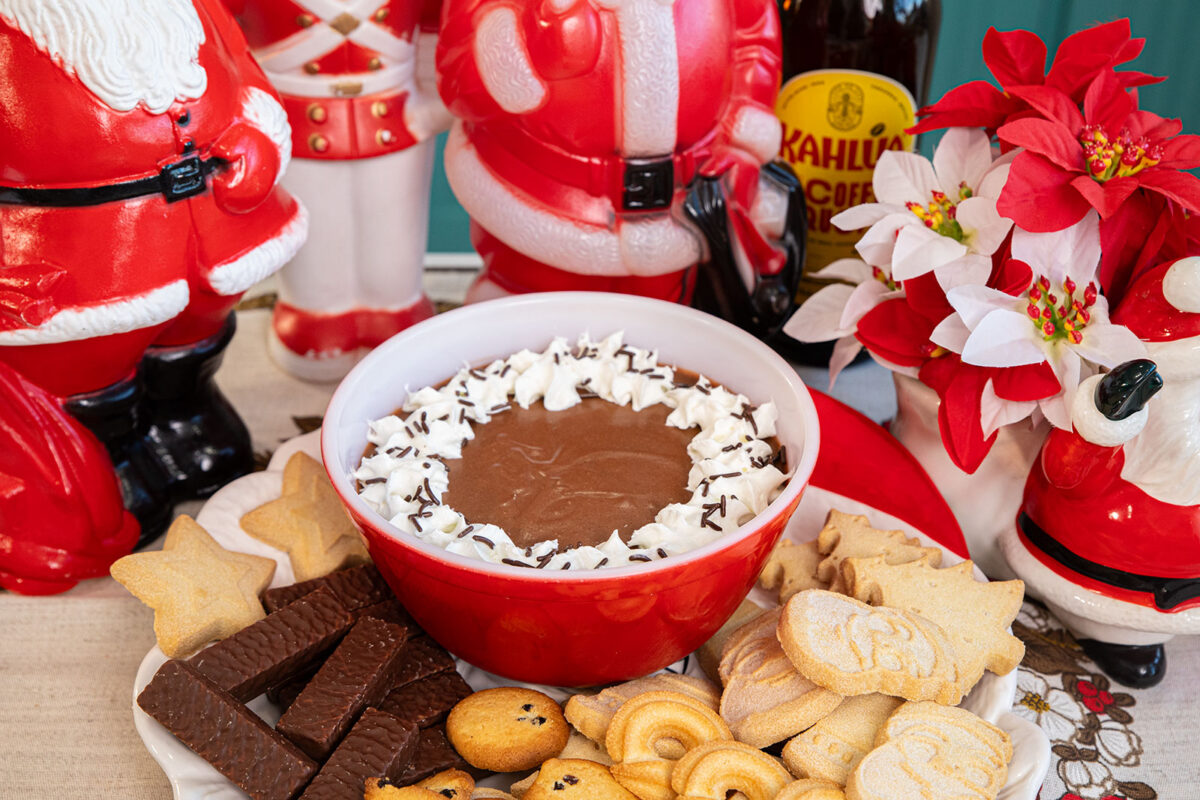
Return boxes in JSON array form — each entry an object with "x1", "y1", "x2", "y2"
[
  {"x1": 392, "y1": 726, "x2": 473, "y2": 785},
  {"x1": 391, "y1": 636, "x2": 456, "y2": 689},
  {"x1": 276, "y1": 616, "x2": 410, "y2": 760},
  {"x1": 137, "y1": 660, "x2": 317, "y2": 800},
  {"x1": 262, "y1": 564, "x2": 391, "y2": 614},
  {"x1": 379, "y1": 670, "x2": 473, "y2": 729},
  {"x1": 299, "y1": 708, "x2": 419, "y2": 800},
  {"x1": 189, "y1": 587, "x2": 353, "y2": 702}
]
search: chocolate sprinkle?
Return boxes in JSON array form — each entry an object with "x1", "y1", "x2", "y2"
[
  {"x1": 423, "y1": 478, "x2": 438, "y2": 505},
  {"x1": 656, "y1": 548, "x2": 668, "y2": 559},
  {"x1": 596, "y1": 558, "x2": 608, "y2": 567},
  {"x1": 501, "y1": 558, "x2": 532, "y2": 568},
  {"x1": 471, "y1": 535, "x2": 495, "y2": 549},
  {"x1": 362, "y1": 477, "x2": 386, "y2": 485}
]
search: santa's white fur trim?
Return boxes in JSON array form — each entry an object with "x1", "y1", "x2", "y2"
[
  {"x1": 444, "y1": 124, "x2": 699, "y2": 276},
  {"x1": 0, "y1": 0, "x2": 207, "y2": 114},
  {"x1": 609, "y1": 0, "x2": 679, "y2": 157},
  {"x1": 731, "y1": 106, "x2": 783, "y2": 164},
  {"x1": 474, "y1": 7, "x2": 545, "y2": 114},
  {"x1": 1162, "y1": 256, "x2": 1200, "y2": 313},
  {"x1": 1143, "y1": 335, "x2": 1200, "y2": 381},
  {"x1": 1071, "y1": 374, "x2": 1148, "y2": 447},
  {"x1": 0, "y1": 280, "x2": 189, "y2": 345},
  {"x1": 241, "y1": 87, "x2": 291, "y2": 185},
  {"x1": 207, "y1": 203, "x2": 309, "y2": 296}
]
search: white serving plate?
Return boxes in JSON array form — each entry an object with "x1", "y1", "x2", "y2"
[{"x1": 133, "y1": 430, "x2": 1049, "y2": 799}]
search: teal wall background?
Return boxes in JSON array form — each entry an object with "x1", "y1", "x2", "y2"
[{"x1": 424, "y1": 1, "x2": 1200, "y2": 253}]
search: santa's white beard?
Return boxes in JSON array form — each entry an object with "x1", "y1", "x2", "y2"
[
  {"x1": 1121, "y1": 369, "x2": 1200, "y2": 506},
  {"x1": 0, "y1": 0, "x2": 207, "y2": 114}
]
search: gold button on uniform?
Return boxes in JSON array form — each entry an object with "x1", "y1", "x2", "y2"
[
  {"x1": 303, "y1": 61, "x2": 320, "y2": 75},
  {"x1": 371, "y1": 101, "x2": 389, "y2": 118},
  {"x1": 374, "y1": 8, "x2": 390, "y2": 21},
  {"x1": 297, "y1": 13, "x2": 314, "y2": 27},
  {"x1": 367, "y1": 57, "x2": 382, "y2": 71},
  {"x1": 376, "y1": 129, "x2": 395, "y2": 146},
  {"x1": 307, "y1": 104, "x2": 328, "y2": 123},
  {"x1": 309, "y1": 133, "x2": 330, "y2": 153}
]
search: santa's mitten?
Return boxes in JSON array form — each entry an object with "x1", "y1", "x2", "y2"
[
  {"x1": 210, "y1": 121, "x2": 282, "y2": 214},
  {"x1": 1095, "y1": 359, "x2": 1162, "y2": 421},
  {"x1": 701, "y1": 145, "x2": 763, "y2": 212},
  {"x1": 522, "y1": 0, "x2": 602, "y2": 81}
]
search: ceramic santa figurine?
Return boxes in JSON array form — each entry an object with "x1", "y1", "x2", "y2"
[
  {"x1": 0, "y1": 0, "x2": 305, "y2": 588},
  {"x1": 1002, "y1": 257, "x2": 1200, "y2": 687},
  {"x1": 227, "y1": 0, "x2": 451, "y2": 380},
  {"x1": 435, "y1": 0, "x2": 791, "y2": 307}
]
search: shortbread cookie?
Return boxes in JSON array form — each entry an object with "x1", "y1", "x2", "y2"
[
  {"x1": 670, "y1": 740, "x2": 792, "y2": 800},
  {"x1": 777, "y1": 591, "x2": 961, "y2": 704},
  {"x1": 510, "y1": 729, "x2": 612, "y2": 799},
  {"x1": 565, "y1": 674, "x2": 719, "y2": 746},
  {"x1": 524, "y1": 759, "x2": 637, "y2": 800},
  {"x1": 697, "y1": 599, "x2": 767, "y2": 683},
  {"x1": 446, "y1": 688, "x2": 570, "y2": 772},
  {"x1": 418, "y1": 767, "x2": 475, "y2": 798},
  {"x1": 815, "y1": 511, "x2": 941, "y2": 593},
  {"x1": 472, "y1": 790, "x2": 518, "y2": 800},
  {"x1": 847, "y1": 702, "x2": 1011, "y2": 800},
  {"x1": 843, "y1": 557, "x2": 1025, "y2": 694},
  {"x1": 718, "y1": 610, "x2": 841, "y2": 747},
  {"x1": 364, "y1": 782, "x2": 444, "y2": 799},
  {"x1": 111, "y1": 515, "x2": 276, "y2": 658},
  {"x1": 605, "y1": 691, "x2": 731, "y2": 763},
  {"x1": 775, "y1": 779, "x2": 846, "y2": 800},
  {"x1": 240, "y1": 451, "x2": 370, "y2": 582},
  {"x1": 759, "y1": 539, "x2": 826, "y2": 603},
  {"x1": 780, "y1": 693, "x2": 902, "y2": 784},
  {"x1": 717, "y1": 608, "x2": 780, "y2": 684}
]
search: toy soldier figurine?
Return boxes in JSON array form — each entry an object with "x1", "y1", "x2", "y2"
[{"x1": 228, "y1": 0, "x2": 452, "y2": 380}]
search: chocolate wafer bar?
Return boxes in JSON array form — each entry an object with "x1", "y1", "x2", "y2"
[
  {"x1": 189, "y1": 587, "x2": 353, "y2": 702},
  {"x1": 262, "y1": 564, "x2": 391, "y2": 614},
  {"x1": 299, "y1": 708, "x2": 418, "y2": 800},
  {"x1": 276, "y1": 616, "x2": 410, "y2": 760},
  {"x1": 390, "y1": 636, "x2": 456, "y2": 689},
  {"x1": 137, "y1": 660, "x2": 317, "y2": 800},
  {"x1": 378, "y1": 670, "x2": 473, "y2": 729},
  {"x1": 391, "y1": 725, "x2": 472, "y2": 785}
]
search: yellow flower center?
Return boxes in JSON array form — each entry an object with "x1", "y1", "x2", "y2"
[
  {"x1": 1025, "y1": 275, "x2": 1098, "y2": 345},
  {"x1": 1081, "y1": 124, "x2": 1163, "y2": 181},
  {"x1": 906, "y1": 182, "x2": 972, "y2": 241},
  {"x1": 1019, "y1": 690, "x2": 1052, "y2": 714}
]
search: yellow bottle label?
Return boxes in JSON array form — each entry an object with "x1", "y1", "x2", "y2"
[{"x1": 775, "y1": 69, "x2": 916, "y2": 294}]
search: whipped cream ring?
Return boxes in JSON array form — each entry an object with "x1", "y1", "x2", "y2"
[{"x1": 353, "y1": 333, "x2": 790, "y2": 570}]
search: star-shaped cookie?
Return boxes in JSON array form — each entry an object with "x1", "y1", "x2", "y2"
[
  {"x1": 815, "y1": 510, "x2": 942, "y2": 593},
  {"x1": 240, "y1": 451, "x2": 370, "y2": 582},
  {"x1": 110, "y1": 515, "x2": 275, "y2": 658}
]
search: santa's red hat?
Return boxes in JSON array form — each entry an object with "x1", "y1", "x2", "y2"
[{"x1": 1112, "y1": 257, "x2": 1200, "y2": 341}]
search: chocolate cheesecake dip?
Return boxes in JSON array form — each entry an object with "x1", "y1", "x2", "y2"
[{"x1": 353, "y1": 333, "x2": 789, "y2": 570}]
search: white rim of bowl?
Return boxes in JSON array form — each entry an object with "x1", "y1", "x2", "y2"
[{"x1": 321, "y1": 292, "x2": 820, "y2": 582}]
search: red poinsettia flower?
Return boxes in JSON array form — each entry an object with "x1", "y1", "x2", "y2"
[
  {"x1": 995, "y1": 69, "x2": 1200, "y2": 234},
  {"x1": 911, "y1": 20, "x2": 1161, "y2": 137}
]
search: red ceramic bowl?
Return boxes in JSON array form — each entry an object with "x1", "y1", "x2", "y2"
[{"x1": 322, "y1": 292, "x2": 820, "y2": 686}]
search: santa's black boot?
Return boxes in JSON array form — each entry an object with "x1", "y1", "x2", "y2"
[
  {"x1": 139, "y1": 313, "x2": 253, "y2": 503},
  {"x1": 1078, "y1": 639, "x2": 1167, "y2": 689},
  {"x1": 64, "y1": 375, "x2": 172, "y2": 548}
]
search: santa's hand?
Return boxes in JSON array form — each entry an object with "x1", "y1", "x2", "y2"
[
  {"x1": 522, "y1": 0, "x2": 602, "y2": 81},
  {"x1": 210, "y1": 122, "x2": 281, "y2": 215},
  {"x1": 700, "y1": 145, "x2": 762, "y2": 211}
]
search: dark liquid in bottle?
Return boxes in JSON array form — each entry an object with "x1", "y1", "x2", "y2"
[{"x1": 774, "y1": 0, "x2": 941, "y2": 365}]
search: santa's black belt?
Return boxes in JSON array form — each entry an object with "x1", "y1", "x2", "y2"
[
  {"x1": 0, "y1": 154, "x2": 220, "y2": 207},
  {"x1": 1018, "y1": 511, "x2": 1200, "y2": 610}
]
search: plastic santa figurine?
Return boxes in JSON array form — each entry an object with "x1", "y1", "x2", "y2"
[
  {"x1": 1002, "y1": 257, "x2": 1200, "y2": 687},
  {"x1": 227, "y1": 0, "x2": 451, "y2": 380},
  {"x1": 435, "y1": 0, "x2": 790, "y2": 306},
  {"x1": 0, "y1": 0, "x2": 305, "y2": 592}
]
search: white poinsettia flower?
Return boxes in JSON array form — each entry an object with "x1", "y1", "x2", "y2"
[
  {"x1": 782, "y1": 258, "x2": 904, "y2": 385},
  {"x1": 932, "y1": 212, "x2": 1146, "y2": 431},
  {"x1": 831, "y1": 127, "x2": 1013, "y2": 289}
]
